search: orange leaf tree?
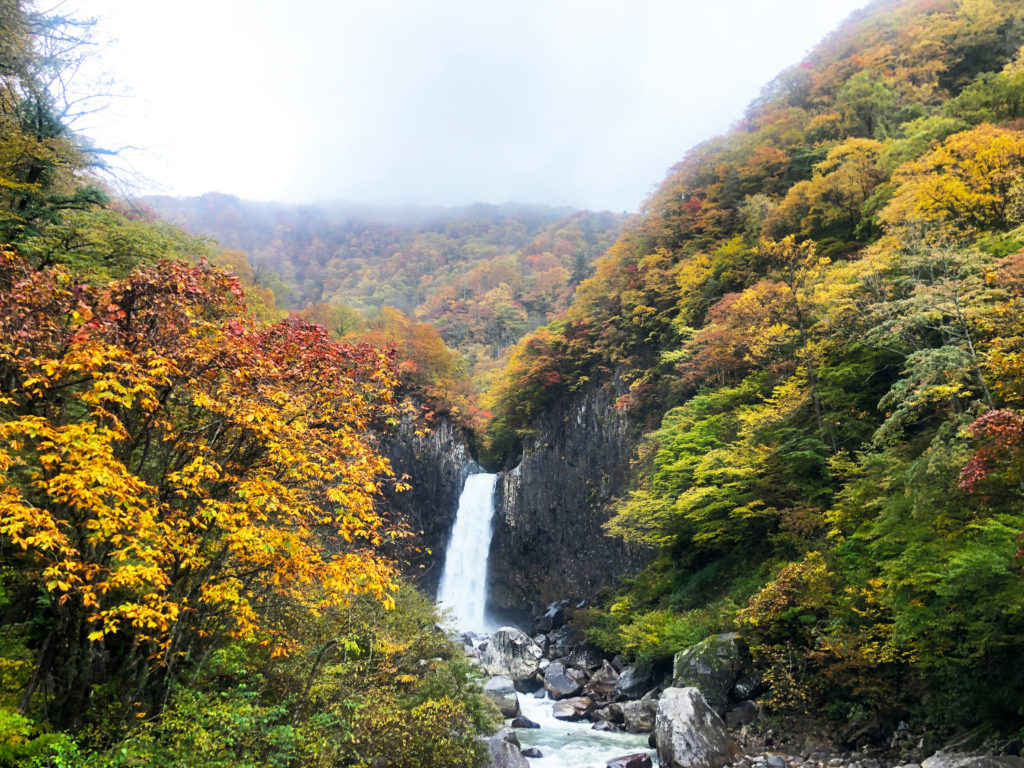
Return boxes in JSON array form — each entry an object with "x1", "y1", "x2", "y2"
[{"x1": 0, "y1": 249, "x2": 403, "y2": 726}]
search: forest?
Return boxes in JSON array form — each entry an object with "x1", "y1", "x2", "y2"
[
  {"x1": 485, "y1": 0, "x2": 1024, "y2": 736},
  {"x1": 1, "y1": 0, "x2": 1024, "y2": 765}
]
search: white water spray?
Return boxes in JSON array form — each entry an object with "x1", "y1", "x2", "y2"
[{"x1": 436, "y1": 473, "x2": 498, "y2": 632}]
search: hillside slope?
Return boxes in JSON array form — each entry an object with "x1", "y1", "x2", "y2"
[{"x1": 489, "y1": 0, "x2": 1024, "y2": 735}]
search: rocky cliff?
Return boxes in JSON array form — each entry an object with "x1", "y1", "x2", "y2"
[
  {"x1": 488, "y1": 377, "x2": 651, "y2": 610},
  {"x1": 384, "y1": 416, "x2": 481, "y2": 596}
]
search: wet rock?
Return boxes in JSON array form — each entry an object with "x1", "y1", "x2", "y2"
[
  {"x1": 544, "y1": 661, "x2": 586, "y2": 699},
  {"x1": 655, "y1": 686, "x2": 743, "y2": 768},
  {"x1": 585, "y1": 660, "x2": 620, "y2": 701},
  {"x1": 484, "y1": 676, "x2": 521, "y2": 718},
  {"x1": 593, "y1": 719, "x2": 621, "y2": 732},
  {"x1": 488, "y1": 728, "x2": 529, "y2": 768},
  {"x1": 594, "y1": 704, "x2": 625, "y2": 724},
  {"x1": 510, "y1": 715, "x2": 540, "y2": 729},
  {"x1": 514, "y1": 673, "x2": 544, "y2": 695},
  {"x1": 672, "y1": 633, "x2": 751, "y2": 715},
  {"x1": 552, "y1": 696, "x2": 594, "y2": 721},
  {"x1": 614, "y1": 665, "x2": 656, "y2": 700},
  {"x1": 483, "y1": 627, "x2": 544, "y2": 682},
  {"x1": 533, "y1": 688, "x2": 546, "y2": 699},
  {"x1": 607, "y1": 754, "x2": 654, "y2": 768},
  {"x1": 521, "y1": 747, "x2": 544, "y2": 758},
  {"x1": 622, "y1": 698, "x2": 659, "y2": 734},
  {"x1": 766, "y1": 757, "x2": 787, "y2": 768}
]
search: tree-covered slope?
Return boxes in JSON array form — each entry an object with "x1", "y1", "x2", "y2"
[
  {"x1": 0, "y1": 4, "x2": 496, "y2": 765},
  {"x1": 144, "y1": 193, "x2": 625, "y2": 381},
  {"x1": 490, "y1": 0, "x2": 1024, "y2": 734}
]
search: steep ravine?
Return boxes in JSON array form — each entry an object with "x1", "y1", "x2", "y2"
[{"x1": 488, "y1": 377, "x2": 652, "y2": 611}]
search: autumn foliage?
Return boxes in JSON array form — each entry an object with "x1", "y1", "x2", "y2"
[{"x1": 0, "y1": 249, "x2": 405, "y2": 724}]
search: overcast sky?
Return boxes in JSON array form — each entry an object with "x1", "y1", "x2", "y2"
[{"x1": 72, "y1": 0, "x2": 869, "y2": 213}]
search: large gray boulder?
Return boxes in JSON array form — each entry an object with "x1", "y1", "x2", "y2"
[
  {"x1": 484, "y1": 675, "x2": 521, "y2": 718},
  {"x1": 483, "y1": 627, "x2": 544, "y2": 682},
  {"x1": 544, "y1": 661, "x2": 586, "y2": 699},
  {"x1": 585, "y1": 660, "x2": 620, "y2": 701},
  {"x1": 672, "y1": 634, "x2": 750, "y2": 715},
  {"x1": 655, "y1": 687, "x2": 743, "y2": 768},
  {"x1": 922, "y1": 755, "x2": 1024, "y2": 768},
  {"x1": 552, "y1": 696, "x2": 594, "y2": 721},
  {"x1": 614, "y1": 665, "x2": 657, "y2": 700},
  {"x1": 621, "y1": 698, "x2": 659, "y2": 734},
  {"x1": 488, "y1": 728, "x2": 529, "y2": 768}
]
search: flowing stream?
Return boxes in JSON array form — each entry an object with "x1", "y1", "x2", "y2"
[
  {"x1": 436, "y1": 472, "x2": 498, "y2": 632},
  {"x1": 437, "y1": 472, "x2": 658, "y2": 765},
  {"x1": 516, "y1": 694, "x2": 659, "y2": 766}
]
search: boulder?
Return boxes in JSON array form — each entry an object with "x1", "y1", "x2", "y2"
[
  {"x1": 488, "y1": 728, "x2": 529, "y2": 768},
  {"x1": 521, "y1": 747, "x2": 544, "y2": 758},
  {"x1": 551, "y1": 696, "x2": 593, "y2": 721},
  {"x1": 585, "y1": 660, "x2": 620, "y2": 701},
  {"x1": 567, "y1": 643, "x2": 605, "y2": 671},
  {"x1": 483, "y1": 627, "x2": 544, "y2": 682},
  {"x1": 484, "y1": 676, "x2": 521, "y2": 718},
  {"x1": 543, "y1": 661, "x2": 586, "y2": 699},
  {"x1": 547, "y1": 625, "x2": 583, "y2": 658},
  {"x1": 614, "y1": 665, "x2": 656, "y2": 700},
  {"x1": 594, "y1": 704, "x2": 625, "y2": 724},
  {"x1": 514, "y1": 673, "x2": 544, "y2": 695},
  {"x1": 730, "y1": 675, "x2": 761, "y2": 701},
  {"x1": 922, "y1": 755, "x2": 1024, "y2": 768},
  {"x1": 593, "y1": 719, "x2": 619, "y2": 732},
  {"x1": 622, "y1": 698, "x2": 659, "y2": 734},
  {"x1": 725, "y1": 700, "x2": 760, "y2": 729},
  {"x1": 608, "y1": 754, "x2": 654, "y2": 768},
  {"x1": 672, "y1": 634, "x2": 751, "y2": 715},
  {"x1": 655, "y1": 687, "x2": 743, "y2": 768},
  {"x1": 532, "y1": 600, "x2": 570, "y2": 633},
  {"x1": 510, "y1": 715, "x2": 540, "y2": 729},
  {"x1": 532, "y1": 633, "x2": 550, "y2": 655}
]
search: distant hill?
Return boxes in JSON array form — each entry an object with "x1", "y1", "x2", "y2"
[{"x1": 143, "y1": 193, "x2": 625, "y2": 378}]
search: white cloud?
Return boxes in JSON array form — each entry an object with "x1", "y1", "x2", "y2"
[{"x1": 74, "y1": 0, "x2": 868, "y2": 211}]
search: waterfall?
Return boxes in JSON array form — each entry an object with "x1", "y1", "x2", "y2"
[{"x1": 436, "y1": 472, "x2": 498, "y2": 632}]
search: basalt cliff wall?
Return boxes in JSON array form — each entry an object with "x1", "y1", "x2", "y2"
[
  {"x1": 488, "y1": 378, "x2": 651, "y2": 611},
  {"x1": 383, "y1": 416, "x2": 481, "y2": 596}
]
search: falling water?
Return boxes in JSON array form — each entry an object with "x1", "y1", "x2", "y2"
[{"x1": 436, "y1": 472, "x2": 498, "y2": 632}]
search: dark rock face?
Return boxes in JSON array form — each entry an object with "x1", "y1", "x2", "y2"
[
  {"x1": 488, "y1": 378, "x2": 651, "y2": 609},
  {"x1": 510, "y1": 715, "x2": 540, "y2": 729},
  {"x1": 383, "y1": 416, "x2": 480, "y2": 596}
]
